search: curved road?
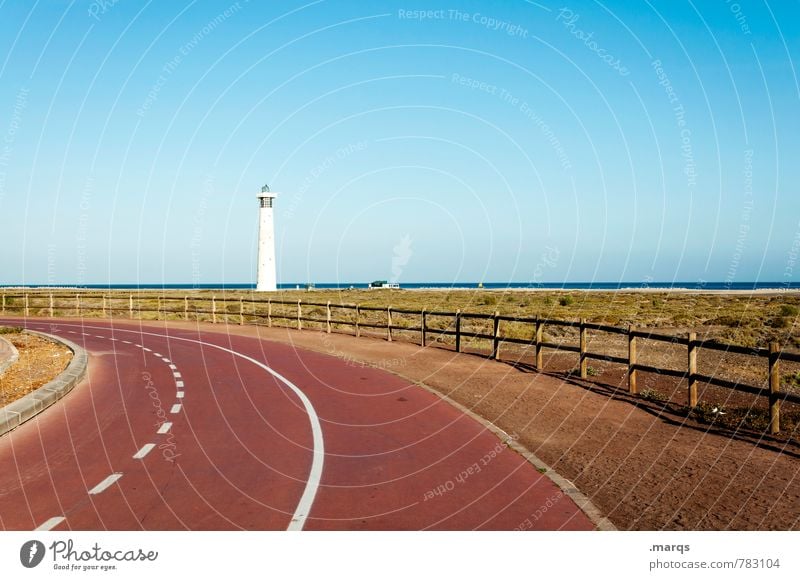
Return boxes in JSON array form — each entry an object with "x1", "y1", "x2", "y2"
[{"x1": 0, "y1": 318, "x2": 594, "y2": 531}]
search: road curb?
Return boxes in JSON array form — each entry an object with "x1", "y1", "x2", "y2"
[
  {"x1": 0, "y1": 329, "x2": 88, "y2": 437},
  {"x1": 0, "y1": 335, "x2": 20, "y2": 377}
]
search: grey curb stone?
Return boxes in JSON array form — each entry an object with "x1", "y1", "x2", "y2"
[
  {"x1": 0, "y1": 336, "x2": 20, "y2": 377},
  {"x1": 0, "y1": 330, "x2": 88, "y2": 437}
]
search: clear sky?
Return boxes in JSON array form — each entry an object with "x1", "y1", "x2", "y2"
[{"x1": 0, "y1": 0, "x2": 798, "y2": 285}]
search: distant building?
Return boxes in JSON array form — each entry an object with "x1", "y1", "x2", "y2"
[
  {"x1": 368, "y1": 280, "x2": 400, "y2": 289},
  {"x1": 256, "y1": 185, "x2": 277, "y2": 292}
]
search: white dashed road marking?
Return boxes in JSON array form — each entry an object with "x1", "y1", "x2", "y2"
[
  {"x1": 26, "y1": 321, "x2": 322, "y2": 532},
  {"x1": 10, "y1": 323, "x2": 190, "y2": 532},
  {"x1": 88, "y1": 473, "x2": 123, "y2": 495},
  {"x1": 35, "y1": 516, "x2": 65, "y2": 531},
  {"x1": 133, "y1": 444, "x2": 156, "y2": 459}
]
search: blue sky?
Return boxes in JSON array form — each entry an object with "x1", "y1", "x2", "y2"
[{"x1": 0, "y1": 0, "x2": 798, "y2": 285}]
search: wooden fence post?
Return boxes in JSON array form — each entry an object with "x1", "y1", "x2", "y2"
[
  {"x1": 102, "y1": 295, "x2": 107, "y2": 318},
  {"x1": 455, "y1": 309, "x2": 462, "y2": 353},
  {"x1": 297, "y1": 300, "x2": 302, "y2": 330},
  {"x1": 239, "y1": 298, "x2": 244, "y2": 325},
  {"x1": 491, "y1": 311, "x2": 500, "y2": 360},
  {"x1": 75, "y1": 294, "x2": 80, "y2": 316},
  {"x1": 387, "y1": 306, "x2": 393, "y2": 342},
  {"x1": 579, "y1": 318, "x2": 588, "y2": 379},
  {"x1": 326, "y1": 301, "x2": 332, "y2": 334},
  {"x1": 1, "y1": 294, "x2": 4, "y2": 314},
  {"x1": 420, "y1": 309, "x2": 427, "y2": 347},
  {"x1": 267, "y1": 299, "x2": 272, "y2": 327},
  {"x1": 156, "y1": 296, "x2": 161, "y2": 320},
  {"x1": 688, "y1": 332, "x2": 698, "y2": 408},
  {"x1": 211, "y1": 295, "x2": 217, "y2": 324},
  {"x1": 24, "y1": 293, "x2": 29, "y2": 317},
  {"x1": 49, "y1": 293, "x2": 54, "y2": 317},
  {"x1": 769, "y1": 342, "x2": 781, "y2": 434},
  {"x1": 355, "y1": 305, "x2": 361, "y2": 337},
  {"x1": 184, "y1": 296, "x2": 189, "y2": 320},
  {"x1": 628, "y1": 326, "x2": 638, "y2": 394},
  {"x1": 535, "y1": 317, "x2": 543, "y2": 371}
]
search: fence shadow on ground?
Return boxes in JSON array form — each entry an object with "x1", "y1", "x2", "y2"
[{"x1": 525, "y1": 365, "x2": 800, "y2": 459}]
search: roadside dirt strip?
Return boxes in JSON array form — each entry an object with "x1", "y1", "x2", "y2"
[
  {"x1": 0, "y1": 317, "x2": 594, "y2": 531},
  {"x1": 0, "y1": 331, "x2": 84, "y2": 437}
]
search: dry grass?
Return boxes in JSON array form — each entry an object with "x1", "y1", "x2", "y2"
[
  {"x1": 4, "y1": 288, "x2": 798, "y2": 349},
  {"x1": 0, "y1": 327, "x2": 72, "y2": 406}
]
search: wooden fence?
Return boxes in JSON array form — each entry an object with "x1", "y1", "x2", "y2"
[{"x1": 2, "y1": 291, "x2": 800, "y2": 434}]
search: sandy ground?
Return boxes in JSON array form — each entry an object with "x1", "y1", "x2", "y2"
[
  {"x1": 171, "y1": 320, "x2": 800, "y2": 531},
  {"x1": 0, "y1": 331, "x2": 72, "y2": 406}
]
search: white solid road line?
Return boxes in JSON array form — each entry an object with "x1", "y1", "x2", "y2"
[
  {"x1": 170, "y1": 404, "x2": 182, "y2": 414},
  {"x1": 88, "y1": 473, "x2": 123, "y2": 495},
  {"x1": 133, "y1": 443, "x2": 156, "y2": 459},
  {"x1": 157, "y1": 422, "x2": 172, "y2": 434},
  {"x1": 62, "y1": 322, "x2": 325, "y2": 532},
  {"x1": 35, "y1": 516, "x2": 65, "y2": 531}
]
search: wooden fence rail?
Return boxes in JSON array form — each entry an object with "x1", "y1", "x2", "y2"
[{"x1": 2, "y1": 291, "x2": 800, "y2": 434}]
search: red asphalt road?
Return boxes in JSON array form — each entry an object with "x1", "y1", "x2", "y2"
[{"x1": 0, "y1": 318, "x2": 595, "y2": 531}]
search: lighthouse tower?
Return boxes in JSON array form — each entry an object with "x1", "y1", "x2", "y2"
[{"x1": 256, "y1": 185, "x2": 277, "y2": 292}]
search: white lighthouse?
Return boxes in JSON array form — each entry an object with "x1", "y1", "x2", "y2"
[{"x1": 256, "y1": 185, "x2": 277, "y2": 292}]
